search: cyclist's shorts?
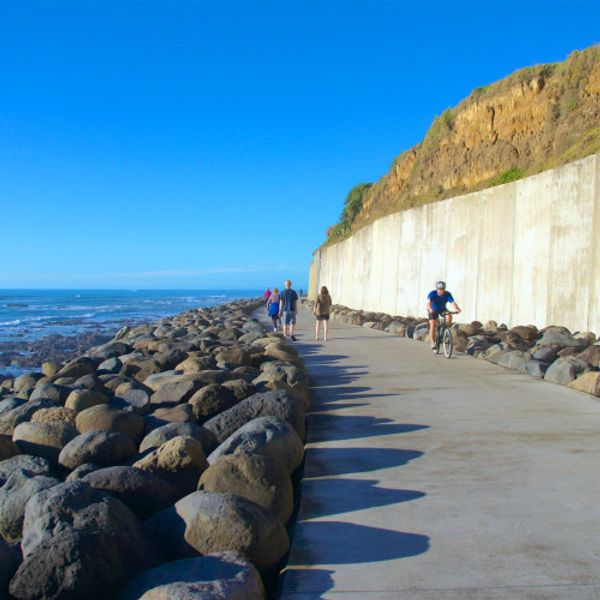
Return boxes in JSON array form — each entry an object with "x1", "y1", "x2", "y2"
[{"x1": 428, "y1": 310, "x2": 449, "y2": 320}]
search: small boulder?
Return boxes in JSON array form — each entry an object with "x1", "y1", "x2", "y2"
[
  {"x1": 31, "y1": 405, "x2": 76, "y2": 425},
  {"x1": 567, "y1": 371, "x2": 600, "y2": 396},
  {"x1": 144, "y1": 404, "x2": 196, "y2": 432},
  {"x1": 139, "y1": 422, "x2": 218, "y2": 455},
  {"x1": 188, "y1": 384, "x2": 237, "y2": 423},
  {"x1": 538, "y1": 326, "x2": 584, "y2": 348},
  {"x1": 576, "y1": 344, "x2": 600, "y2": 368},
  {"x1": 524, "y1": 360, "x2": 550, "y2": 378}
]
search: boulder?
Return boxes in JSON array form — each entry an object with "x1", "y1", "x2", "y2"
[
  {"x1": 139, "y1": 422, "x2": 218, "y2": 455},
  {"x1": 12, "y1": 421, "x2": 78, "y2": 462},
  {"x1": 145, "y1": 491, "x2": 289, "y2": 571},
  {"x1": 150, "y1": 377, "x2": 206, "y2": 408},
  {"x1": 14, "y1": 373, "x2": 43, "y2": 396},
  {"x1": 28, "y1": 382, "x2": 69, "y2": 404},
  {"x1": 208, "y1": 416, "x2": 304, "y2": 474},
  {"x1": 524, "y1": 360, "x2": 550, "y2": 378},
  {"x1": 263, "y1": 342, "x2": 300, "y2": 364},
  {"x1": 531, "y1": 345, "x2": 561, "y2": 363},
  {"x1": 0, "y1": 469, "x2": 60, "y2": 540},
  {"x1": 199, "y1": 454, "x2": 293, "y2": 524},
  {"x1": 144, "y1": 404, "x2": 196, "y2": 432},
  {"x1": 0, "y1": 399, "x2": 56, "y2": 435},
  {"x1": 0, "y1": 434, "x2": 20, "y2": 461},
  {"x1": 537, "y1": 326, "x2": 584, "y2": 348},
  {"x1": 55, "y1": 357, "x2": 99, "y2": 379},
  {"x1": 576, "y1": 344, "x2": 600, "y2": 368},
  {"x1": 134, "y1": 436, "x2": 209, "y2": 495},
  {"x1": 31, "y1": 405, "x2": 77, "y2": 425},
  {"x1": 41, "y1": 361, "x2": 59, "y2": 378},
  {"x1": 497, "y1": 351, "x2": 528, "y2": 372},
  {"x1": 12, "y1": 481, "x2": 157, "y2": 599},
  {"x1": 175, "y1": 355, "x2": 217, "y2": 373},
  {"x1": 83, "y1": 466, "x2": 180, "y2": 518},
  {"x1": 115, "y1": 552, "x2": 265, "y2": 600},
  {"x1": 567, "y1": 371, "x2": 600, "y2": 396},
  {"x1": 222, "y1": 378, "x2": 257, "y2": 401},
  {"x1": 544, "y1": 357, "x2": 591, "y2": 386},
  {"x1": 204, "y1": 389, "x2": 306, "y2": 443},
  {"x1": 118, "y1": 387, "x2": 152, "y2": 414},
  {"x1": 65, "y1": 389, "x2": 111, "y2": 413},
  {"x1": 215, "y1": 347, "x2": 252, "y2": 367},
  {"x1": 67, "y1": 462, "x2": 100, "y2": 481},
  {"x1": 508, "y1": 325, "x2": 539, "y2": 341},
  {"x1": 59, "y1": 430, "x2": 136, "y2": 470},
  {"x1": 97, "y1": 357, "x2": 123, "y2": 374},
  {"x1": 75, "y1": 404, "x2": 144, "y2": 442},
  {"x1": 0, "y1": 454, "x2": 51, "y2": 486},
  {"x1": 188, "y1": 384, "x2": 238, "y2": 423}
]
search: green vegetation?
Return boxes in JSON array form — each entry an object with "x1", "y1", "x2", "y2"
[
  {"x1": 490, "y1": 167, "x2": 524, "y2": 186},
  {"x1": 326, "y1": 183, "x2": 372, "y2": 242}
]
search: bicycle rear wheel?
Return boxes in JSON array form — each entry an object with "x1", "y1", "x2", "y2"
[{"x1": 443, "y1": 328, "x2": 453, "y2": 358}]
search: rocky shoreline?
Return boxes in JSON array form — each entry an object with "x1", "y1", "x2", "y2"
[
  {"x1": 0, "y1": 298, "x2": 310, "y2": 599},
  {"x1": 314, "y1": 302, "x2": 600, "y2": 397}
]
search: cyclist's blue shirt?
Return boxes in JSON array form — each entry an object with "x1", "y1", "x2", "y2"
[{"x1": 428, "y1": 290, "x2": 454, "y2": 312}]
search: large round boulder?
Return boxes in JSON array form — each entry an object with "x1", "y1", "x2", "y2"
[
  {"x1": 11, "y1": 481, "x2": 157, "y2": 600},
  {"x1": 12, "y1": 421, "x2": 78, "y2": 462},
  {"x1": 207, "y1": 416, "x2": 304, "y2": 474},
  {"x1": 146, "y1": 491, "x2": 289, "y2": 570},
  {"x1": 65, "y1": 389, "x2": 110, "y2": 412},
  {"x1": 59, "y1": 430, "x2": 136, "y2": 470},
  {"x1": 115, "y1": 552, "x2": 265, "y2": 600},
  {"x1": 199, "y1": 454, "x2": 293, "y2": 524},
  {"x1": 75, "y1": 404, "x2": 144, "y2": 442},
  {"x1": 83, "y1": 466, "x2": 179, "y2": 518},
  {"x1": 203, "y1": 389, "x2": 306, "y2": 443},
  {"x1": 188, "y1": 384, "x2": 237, "y2": 423}
]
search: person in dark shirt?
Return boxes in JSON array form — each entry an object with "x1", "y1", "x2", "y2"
[
  {"x1": 427, "y1": 280, "x2": 461, "y2": 349},
  {"x1": 279, "y1": 279, "x2": 299, "y2": 341}
]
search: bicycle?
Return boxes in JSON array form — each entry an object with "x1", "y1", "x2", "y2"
[{"x1": 433, "y1": 310, "x2": 459, "y2": 358}]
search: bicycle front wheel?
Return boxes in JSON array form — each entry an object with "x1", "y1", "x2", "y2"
[{"x1": 443, "y1": 328, "x2": 453, "y2": 358}]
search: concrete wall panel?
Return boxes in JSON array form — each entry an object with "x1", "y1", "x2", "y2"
[{"x1": 311, "y1": 152, "x2": 600, "y2": 333}]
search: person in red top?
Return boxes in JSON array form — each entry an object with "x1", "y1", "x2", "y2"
[{"x1": 263, "y1": 287, "x2": 271, "y2": 300}]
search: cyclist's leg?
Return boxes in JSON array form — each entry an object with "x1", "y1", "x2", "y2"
[{"x1": 428, "y1": 311, "x2": 438, "y2": 347}]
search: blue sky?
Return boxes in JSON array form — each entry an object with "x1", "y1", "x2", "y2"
[{"x1": 1, "y1": 0, "x2": 598, "y2": 289}]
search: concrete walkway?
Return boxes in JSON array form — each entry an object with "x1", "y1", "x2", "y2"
[{"x1": 273, "y1": 308, "x2": 600, "y2": 599}]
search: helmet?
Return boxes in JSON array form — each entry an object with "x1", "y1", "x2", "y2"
[{"x1": 435, "y1": 280, "x2": 446, "y2": 290}]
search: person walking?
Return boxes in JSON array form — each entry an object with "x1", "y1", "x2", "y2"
[
  {"x1": 267, "y1": 287, "x2": 281, "y2": 332},
  {"x1": 279, "y1": 279, "x2": 299, "y2": 341},
  {"x1": 263, "y1": 287, "x2": 271, "y2": 300},
  {"x1": 313, "y1": 285, "x2": 332, "y2": 341}
]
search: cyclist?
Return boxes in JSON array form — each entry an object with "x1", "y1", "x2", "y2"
[{"x1": 427, "y1": 281, "x2": 461, "y2": 350}]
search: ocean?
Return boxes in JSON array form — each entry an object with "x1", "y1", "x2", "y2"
[{"x1": 0, "y1": 289, "x2": 260, "y2": 374}]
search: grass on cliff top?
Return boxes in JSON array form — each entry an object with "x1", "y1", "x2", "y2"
[{"x1": 322, "y1": 45, "x2": 600, "y2": 248}]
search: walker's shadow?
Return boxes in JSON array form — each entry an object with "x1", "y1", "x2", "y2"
[
  {"x1": 304, "y1": 447, "x2": 423, "y2": 477},
  {"x1": 311, "y1": 385, "x2": 396, "y2": 408},
  {"x1": 300, "y1": 478, "x2": 425, "y2": 517}
]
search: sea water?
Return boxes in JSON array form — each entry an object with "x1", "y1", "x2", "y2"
[{"x1": 0, "y1": 289, "x2": 260, "y2": 344}]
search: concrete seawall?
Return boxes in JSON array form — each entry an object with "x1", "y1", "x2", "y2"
[{"x1": 310, "y1": 152, "x2": 600, "y2": 334}]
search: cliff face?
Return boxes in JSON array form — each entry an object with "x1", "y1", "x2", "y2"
[{"x1": 346, "y1": 46, "x2": 600, "y2": 234}]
